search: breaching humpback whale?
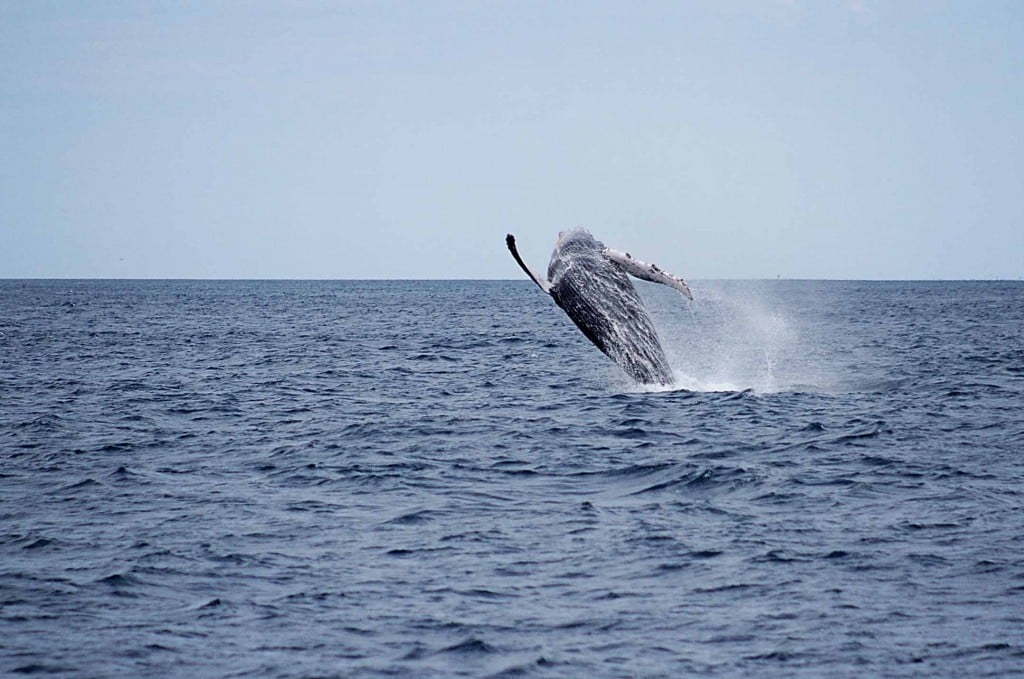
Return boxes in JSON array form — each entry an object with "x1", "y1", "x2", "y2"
[{"x1": 506, "y1": 229, "x2": 693, "y2": 385}]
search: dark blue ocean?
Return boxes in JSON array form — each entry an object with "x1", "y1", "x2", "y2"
[{"x1": 2, "y1": 279, "x2": 1023, "y2": 677}]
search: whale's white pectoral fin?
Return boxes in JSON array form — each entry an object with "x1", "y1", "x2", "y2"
[
  {"x1": 603, "y1": 247, "x2": 693, "y2": 300},
  {"x1": 506, "y1": 234, "x2": 552, "y2": 294}
]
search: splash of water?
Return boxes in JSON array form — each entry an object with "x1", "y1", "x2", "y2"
[{"x1": 633, "y1": 281, "x2": 844, "y2": 394}]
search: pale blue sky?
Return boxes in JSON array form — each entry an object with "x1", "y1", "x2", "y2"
[{"x1": 2, "y1": 1, "x2": 1021, "y2": 279}]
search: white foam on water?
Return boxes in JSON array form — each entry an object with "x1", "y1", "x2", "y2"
[{"x1": 630, "y1": 373, "x2": 748, "y2": 394}]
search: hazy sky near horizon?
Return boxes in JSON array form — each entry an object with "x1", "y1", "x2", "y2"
[{"x1": 2, "y1": 1, "x2": 1022, "y2": 279}]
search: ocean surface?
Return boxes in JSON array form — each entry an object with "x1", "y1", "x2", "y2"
[{"x1": 2, "y1": 279, "x2": 1023, "y2": 677}]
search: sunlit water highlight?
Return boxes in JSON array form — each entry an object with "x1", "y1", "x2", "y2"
[{"x1": 2, "y1": 279, "x2": 1023, "y2": 677}]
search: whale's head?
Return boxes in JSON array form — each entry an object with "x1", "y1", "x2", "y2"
[
  {"x1": 555, "y1": 228, "x2": 601, "y2": 256},
  {"x1": 548, "y1": 228, "x2": 608, "y2": 287}
]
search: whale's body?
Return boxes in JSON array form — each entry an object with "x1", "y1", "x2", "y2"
[{"x1": 506, "y1": 229, "x2": 692, "y2": 385}]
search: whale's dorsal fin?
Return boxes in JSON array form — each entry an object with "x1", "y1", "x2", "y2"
[
  {"x1": 506, "y1": 234, "x2": 552, "y2": 293},
  {"x1": 603, "y1": 247, "x2": 693, "y2": 300}
]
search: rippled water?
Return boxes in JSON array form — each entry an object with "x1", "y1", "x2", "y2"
[{"x1": 2, "y1": 279, "x2": 1023, "y2": 677}]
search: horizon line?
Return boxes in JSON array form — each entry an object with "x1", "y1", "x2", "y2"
[{"x1": 2, "y1": 277, "x2": 1022, "y2": 283}]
